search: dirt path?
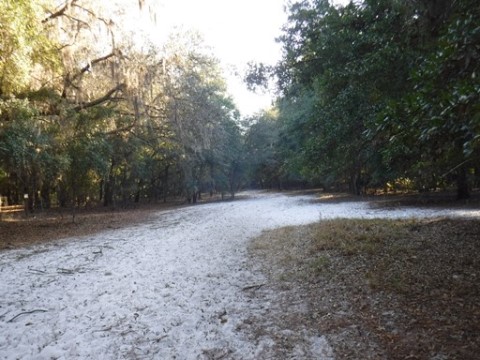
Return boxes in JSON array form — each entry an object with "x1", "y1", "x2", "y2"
[
  {"x1": 0, "y1": 192, "x2": 333, "y2": 359},
  {"x1": 1, "y1": 192, "x2": 478, "y2": 359}
]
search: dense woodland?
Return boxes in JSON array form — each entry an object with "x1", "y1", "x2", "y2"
[
  {"x1": 249, "y1": 0, "x2": 480, "y2": 198},
  {"x1": 0, "y1": 0, "x2": 246, "y2": 210},
  {"x1": 1, "y1": 0, "x2": 479, "y2": 212}
]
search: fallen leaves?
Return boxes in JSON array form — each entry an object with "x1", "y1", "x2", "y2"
[
  {"x1": 251, "y1": 216, "x2": 480, "y2": 359},
  {"x1": 0, "y1": 204, "x2": 171, "y2": 250}
]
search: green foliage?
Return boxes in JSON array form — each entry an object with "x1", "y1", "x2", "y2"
[
  {"x1": 270, "y1": 0, "x2": 479, "y2": 196},
  {"x1": 245, "y1": 110, "x2": 283, "y2": 188},
  {"x1": 0, "y1": 0, "x2": 60, "y2": 96},
  {"x1": 275, "y1": 0, "x2": 415, "y2": 192},
  {"x1": 0, "y1": 2, "x2": 248, "y2": 208},
  {"x1": 377, "y1": 0, "x2": 480, "y2": 196},
  {"x1": 0, "y1": 97, "x2": 68, "y2": 205}
]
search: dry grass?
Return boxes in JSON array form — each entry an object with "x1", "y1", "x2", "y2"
[{"x1": 250, "y1": 217, "x2": 480, "y2": 359}]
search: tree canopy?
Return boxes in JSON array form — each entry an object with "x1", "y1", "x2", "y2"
[
  {"x1": 247, "y1": 0, "x2": 479, "y2": 198},
  {"x1": 0, "y1": 0, "x2": 245, "y2": 212},
  {"x1": 2, "y1": 0, "x2": 479, "y2": 213}
]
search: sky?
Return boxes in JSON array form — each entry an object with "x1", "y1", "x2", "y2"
[{"x1": 126, "y1": 0, "x2": 351, "y2": 117}]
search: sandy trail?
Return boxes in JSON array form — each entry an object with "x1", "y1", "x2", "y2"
[{"x1": 0, "y1": 192, "x2": 477, "y2": 359}]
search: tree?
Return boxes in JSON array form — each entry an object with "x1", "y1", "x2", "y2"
[
  {"x1": 266, "y1": 0, "x2": 479, "y2": 197},
  {"x1": 244, "y1": 110, "x2": 284, "y2": 189},
  {"x1": 0, "y1": 1, "x2": 248, "y2": 211},
  {"x1": 378, "y1": 0, "x2": 480, "y2": 198},
  {"x1": 161, "y1": 31, "x2": 240, "y2": 202},
  {"x1": 274, "y1": 0, "x2": 417, "y2": 193},
  {"x1": 0, "y1": 98, "x2": 68, "y2": 208}
]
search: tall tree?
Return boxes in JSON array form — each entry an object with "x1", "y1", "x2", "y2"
[
  {"x1": 378, "y1": 0, "x2": 480, "y2": 198},
  {"x1": 162, "y1": 31, "x2": 240, "y2": 201},
  {"x1": 244, "y1": 110, "x2": 284, "y2": 189},
  {"x1": 267, "y1": 0, "x2": 479, "y2": 197},
  {"x1": 275, "y1": 0, "x2": 417, "y2": 193}
]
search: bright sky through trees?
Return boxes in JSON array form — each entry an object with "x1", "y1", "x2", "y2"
[{"x1": 119, "y1": 0, "x2": 351, "y2": 116}]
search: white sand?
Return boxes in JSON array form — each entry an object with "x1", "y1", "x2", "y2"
[{"x1": 0, "y1": 191, "x2": 477, "y2": 359}]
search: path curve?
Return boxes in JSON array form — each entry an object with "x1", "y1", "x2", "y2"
[{"x1": 0, "y1": 192, "x2": 477, "y2": 359}]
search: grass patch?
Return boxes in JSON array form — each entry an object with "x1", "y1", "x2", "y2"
[
  {"x1": 250, "y1": 217, "x2": 480, "y2": 359},
  {"x1": 310, "y1": 255, "x2": 331, "y2": 274},
  {"x1": 311, "y1": 219, "x2": 410, "y2": 256}
]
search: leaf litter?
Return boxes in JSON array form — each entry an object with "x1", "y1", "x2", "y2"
[{"x1": 250, "y1": 195, "x2": 480, "y2": 359}]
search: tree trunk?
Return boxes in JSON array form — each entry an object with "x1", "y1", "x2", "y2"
[
  {"x1": 163, "y1": 165, "x2": 169, "y2": 203},
  {"x1": 99, "y1": 179, "x2": 104, "y2": 202},
  {"x1": 134, "y1": 180, "x2": 141, "y2": 203},
  {"x1": 41, "y1": 184, "x2": 51, "y2": 209},
  {"x1": 349, "y1": 173, "x2": 360, "y2": 196},
  {"x1": 456, "y1": 166, "x2": 470, "y2": 200},
  {"x1": 103, "y1": 161, "x2": 116, "y2": 207}
]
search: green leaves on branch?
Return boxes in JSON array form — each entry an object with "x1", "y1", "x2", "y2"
[{"x1": 269, "y1": 0, "x2": 480, "y2": 197}]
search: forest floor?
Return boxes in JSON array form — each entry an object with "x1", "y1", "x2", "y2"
[
  {"x1": 1, "y1": 191, "x2": 479, "y2": 358},
  {"x1": 250, "y1": 191, "x2": 480, "y2": 359},
  {"x1": 0, "y1": 201, "x2": 183, "y2": 251}
]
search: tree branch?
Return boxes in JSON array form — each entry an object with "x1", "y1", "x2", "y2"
[
  {"x1": 62, "y1": 51, "x2": 118, "y2": 98},
  {"x1": 73, "y1": 83, "x2": 126, "y2": 111},
  {"x1": 71, "y1": 3, "x2": 114, "y2": 28},
  {"x1": 71, "y1": 51, "x2": 117, "y2": 82},
  {"x1": 103, "y1": 123, "x2": 136, "y2": 136},
  {"x1": 42, "y1": 0, "x2": 79, "y2": 23}
]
